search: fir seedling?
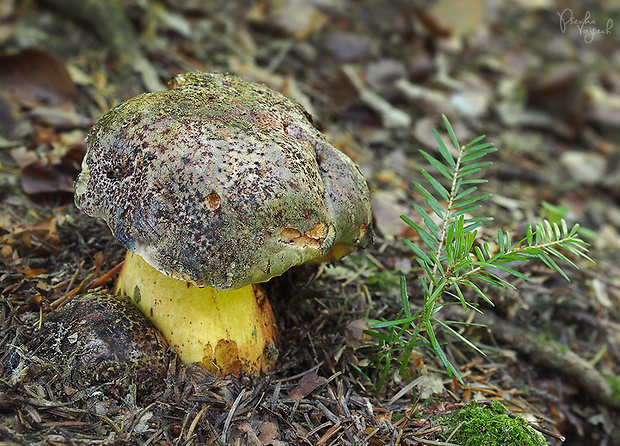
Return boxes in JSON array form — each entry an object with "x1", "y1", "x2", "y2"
[{"x1": 364, "y1": 115, "x2": 592, "y2": 392}]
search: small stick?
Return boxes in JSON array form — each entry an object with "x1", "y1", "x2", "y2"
[
  {"x1": 221, "y1": 388, "x2": 246, "y2": 444},
  {"x1": 445, "y1": 420, "x2": 465, "y2": 443},
  {"x1": 410, "y1": 437, "x2": 460, "y2": 446}
]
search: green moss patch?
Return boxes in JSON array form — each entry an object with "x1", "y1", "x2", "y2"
[{"x1": 441, "y1": 401, "x2": 547, "y2": 446}]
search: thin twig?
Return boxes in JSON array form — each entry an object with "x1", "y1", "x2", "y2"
[
  {"x1": 411, "y1": 437, "x2": 460, "y2": 446},
  {"x1": 221, "y1": 388, "x2": 246, "y2": 444},
  {"x1": 506, "y1": 408, "x2": 565, "y2": 442},
  {"x1": 271, "y1": 381, "x2": 282, "y2": 412},
  {"x1": 89, "y1": 260, "x2": 124, "y2": 288},
  {"x1": 445, "y1": 420, "x2": 465, "y2": 443},
  {"x1": 316, "y1": 421, "x2": 342, "y2": 446},
  {"x1": 143, "y1": 429, "x2": 164, "y2": 446},
  {"x1": 50, "y1": 260, "x2": 124, "y2": 310},
  {"x1": 273, "y1": 362, "x2": 324, "y2": 383},
  {"x1": 186, "y1": 405, "x2": 209, "y2": 441},
  {"x1": 304, "y1": 421, "x2": 334, "y2": 440},
  {"x1": 316, "y1": 400, "x2": 339, "y2": 425},
  {"x1": 387, "y1": 376, "x2": 421, "y2": 405}
]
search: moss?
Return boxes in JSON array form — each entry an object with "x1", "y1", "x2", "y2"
[
  {"x1": 366, "y1": 270, "x2": 401, "y2": 292},
  {"x1": 490, "y1": 400, "x2": 507, "y2": 413},
  {"x1": 605, "y1": 374, "x2": 620, "y2": 406},
  {"x1": 534, "y1": 333, "x2": 570, "y2": 355},
  {"x1": 441, "y1": 402, "x2": 547, "y2": 446},
  {"x1": 391, "y1": 411, "x2": 405, "y2": 423}
]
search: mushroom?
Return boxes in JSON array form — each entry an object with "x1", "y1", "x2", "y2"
[
  {"x1": 39, "y1": 292, "x2": 169, "y2": 389},
  {"x1": 74, "y1": 72, "x2": 372, "y2": 376}
]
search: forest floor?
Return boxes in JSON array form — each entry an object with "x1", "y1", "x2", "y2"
[{"x1": 1, "y1": 1, "x2": 620, "y2": 445}]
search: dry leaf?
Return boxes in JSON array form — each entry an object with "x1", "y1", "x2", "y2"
[
  {"x1": 0, "y1": 49, "x2": 77, "y2": 108},
  {"x1": 345, "y1": 319, "x2": 370, "y2": 348},
  {"x1": 286, "y1": 372, "x2": 327, "y2": 399},
  {"x1": 258, "y1": 421, "x2": 280, "y2": 444},
  {"x1": 13, "y1": 145, "x2": 85, "y2": 195},
  {"x1": 420, "y1": 0, "x2": 485, "y2": 38}
]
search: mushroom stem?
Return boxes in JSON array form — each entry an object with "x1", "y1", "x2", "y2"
[{"x1": 115, "y1": 251, "x2": 278, "y2": 376}]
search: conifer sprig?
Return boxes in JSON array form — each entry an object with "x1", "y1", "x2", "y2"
[{"x1": 364, "y1": 115, "x2": 592, "y2": 392}]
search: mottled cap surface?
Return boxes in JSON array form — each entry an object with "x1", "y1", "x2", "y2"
[{"x1": 75, "y1": 72, "x2": 372, "y2": 289}]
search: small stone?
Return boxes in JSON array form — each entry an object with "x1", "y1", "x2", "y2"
[
  {"x1": 560, "y1": 151, "x2": 607, "y2": 185},
  {"x1": 326, "y1": 32, "x2": 370, "y2": 62},
  {"x1": 365, "y1": 59, "x2": 406, "y2": 89}
]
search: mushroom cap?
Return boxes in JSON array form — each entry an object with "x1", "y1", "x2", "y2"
[{"x1": 75, "y1": 72, "x2": 372, "y2": 289}]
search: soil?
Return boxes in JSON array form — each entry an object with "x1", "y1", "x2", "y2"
[{"x1": 1, "y1": 1, "x2": 620, "y2": 445}]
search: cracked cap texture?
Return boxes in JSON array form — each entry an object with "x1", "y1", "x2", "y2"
[{"x1": 75, "y1": 72, "x2": 372, "y2": 289}]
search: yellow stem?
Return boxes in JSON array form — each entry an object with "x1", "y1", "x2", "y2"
[{"x1": 115, "y1": 251, "x2": 278, "y2": 376}]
